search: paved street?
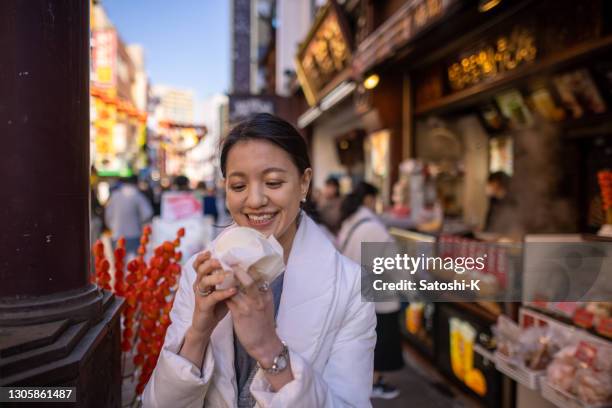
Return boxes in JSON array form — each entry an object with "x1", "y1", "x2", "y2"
[{"x1": 372, "y1": 348, "x2": 481, "y2": 408}]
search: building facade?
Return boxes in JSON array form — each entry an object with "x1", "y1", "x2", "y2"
[
  {"x1": 91, "y1": 3, "x2": 148, "y2": 177},
  {"x1": 229, "y1": 0, "x2": 315, "y2": 127},
  {"x1": 150, "y1": 85, "x2": 195, "y2": 125}
]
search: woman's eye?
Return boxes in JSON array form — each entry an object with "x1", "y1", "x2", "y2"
[
  {"x1": 230, "y1": 184, "x2": 246, "y2": 192},
  {"x1": 266, "y1": 181, "x2": 283, "y2": 189}
]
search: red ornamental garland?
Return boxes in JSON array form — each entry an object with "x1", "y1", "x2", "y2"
[
  {"x1": 132, "y1": 227, "x2": 184, "y2": 394},
  {"x1": 114, "y1": 238, "x2": 126, "y2": 296},
  {"x1": 598, "y1": 170, "x2": 612, "y2": 211},
  {"x1": 93, "y1": 240, "x2": 111, "y2": 290},
  {"x1": 91, "y1": 226, "x2": 186, "y2": 396}
]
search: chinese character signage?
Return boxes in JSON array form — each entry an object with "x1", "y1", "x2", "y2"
[
  {"x1": 228, "y1": 95, "x2": 275, "y2": 123},
  {"x1": 92, "y1": 29, "x2": 117, "y2": 89},
  {"x1": 447, "y1": 27, "x2": 537, "y2": 91},
  {"x1": 295, "y1": 1, "x2": 352, "y2": 106},
  {"x1": 93, "y1": 97, "x2": 119, "y2": 173}
]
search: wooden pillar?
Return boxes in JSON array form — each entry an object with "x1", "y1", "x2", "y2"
[{"x1": 0, "y1": 2, "x2": 122, "y2": 405}]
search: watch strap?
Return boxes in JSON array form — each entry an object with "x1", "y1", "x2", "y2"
[{"x1": 258, "y1": 341, "x2": 288, "y2": 375}]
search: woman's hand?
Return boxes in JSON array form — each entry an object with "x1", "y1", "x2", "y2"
[
  {"x1": 228, "y1": 273, "x2": 294, "y2": 390},
  {"x1": 190, "y1": 251, "x2": 237, "y2": 335},
  {"x1": 179, "y1": 251, "x2": 237, "y2": 368},
  {"x1": 226, "y1": 274, "x2": 280, "y2": 364}
]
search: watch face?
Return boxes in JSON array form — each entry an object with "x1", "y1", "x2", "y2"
[{"x1": 276, "y1": 355, "x2": 288, "y2": 371}]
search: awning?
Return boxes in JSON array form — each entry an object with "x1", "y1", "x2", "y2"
[{"x1": 297, "y1": 81, "x2": 356, "y2": 128}]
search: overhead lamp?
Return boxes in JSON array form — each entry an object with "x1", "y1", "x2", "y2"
[
  {"x1": 363, "y1": 74, "x2": 380, "y2": 90},
  {"x1": 478, "y1": 0, "x2": 502, "y2": 12}
]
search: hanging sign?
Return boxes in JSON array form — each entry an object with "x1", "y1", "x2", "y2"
[{"x1": 295, "y1": 1, "x2": 352, "y2": 106}]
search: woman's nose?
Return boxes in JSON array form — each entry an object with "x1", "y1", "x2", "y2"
[{"x1": 246, "y1": 185, "x2": 268, "y2": 208}]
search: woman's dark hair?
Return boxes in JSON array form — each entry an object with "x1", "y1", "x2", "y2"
[
  {"x1": 220, "y1": 113, "x2": 311, "y2": 177},
  {"x1": 340, "y1": 181, "x2": 378, "y2": 223},
  {"x1": 325, "y1": 176, "x2": 340, "y2": 198}
]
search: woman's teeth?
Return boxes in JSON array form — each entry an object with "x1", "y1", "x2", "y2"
[{"x1": 247, "y1": 213, "x2": 275, "y2": 222}]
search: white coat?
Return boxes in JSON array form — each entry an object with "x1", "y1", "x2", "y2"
[{"x1": 143, "y1": 214, "x2": 376, "y2": 407}]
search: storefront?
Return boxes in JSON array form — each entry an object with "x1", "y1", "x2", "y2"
[
  {"x1": 387, "y1": 1, "x2": 612, "y2": 407},
  {"x1": 408, "y1": 0, "x2": 611, "y2": 234},
  {"x1": 296, "y1": 1, "x2": 406, "y2": 202},
  {"x1": 298, "y1": 0, "x2": 612, "y2": 407},
  {"x1": 296, "y1": 2, "x2": 361, "y2": 192}
]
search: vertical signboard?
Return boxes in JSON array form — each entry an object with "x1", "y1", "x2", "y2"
[{"x1": 92, "y1": 29, "x2": 117, "y2": 89}]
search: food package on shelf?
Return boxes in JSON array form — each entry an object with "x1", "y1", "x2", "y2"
[
  {"x1": 493, "y1": 315, "x2": 572, "y2": 370},
  {"x1": 584, "y1": 302, "x2": 612, "y2": 321},
  {"x1": 547, "y1": 345, "x2": 580, "y2": 392},
  {"x1": 573, "y1": 302, "x2": 612, "y2": 337},
  {"x1": 575, "y1": 367, "x2": 612, "y2": 405},
  {"x1": 492, "y1": 315, "x2": 522, "y2": 358},
  {"x1": 546, "y1": 341, "x2": 612, "y2": 405},
  {"x1": 519, "y1": 325, "x2": 569, "y2": 371},
  {"x1": 586, "y1": 302, "x2": 612, "y2": 335}
]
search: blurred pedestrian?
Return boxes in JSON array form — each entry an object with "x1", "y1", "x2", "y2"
[
  {"x1": 104, "y1": 175, "x2": 153, "y2": 254},
  {"x1": 484, "y1": 171, "x2": 516, "y2": 233},
  {"x1": 198, "y1": 181, "x2": 219, "y2": 223},
  {"x1": 138, "y1": 178, "x2": 156, "y2": 213},
  {"x1": 173, "y1": 174, "x2": 191, "y2": 191},
  {"x1": 316, "y1": 175, "x2": 343, "y2": 233},
  {"x1": 337, "y1": 181, "x2": 404, "y2": 400},
  {"x1": 151, "y1": 183, "x2": 163, "y2": 216},
  {"x1": 90, "y1": 167, "x2": 104, "y2": 242},
  {"x1": 302, "y1": 197, "x2": 336, "y2": 244}
]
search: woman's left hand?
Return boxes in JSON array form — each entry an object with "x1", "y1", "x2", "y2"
[{"x1": 226, "y1": 274, "x2": 283, "y2": 366}]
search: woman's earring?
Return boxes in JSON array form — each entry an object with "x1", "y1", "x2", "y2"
[{"x1": 301, "y1": 197, "x2": 306, "y2": 203}]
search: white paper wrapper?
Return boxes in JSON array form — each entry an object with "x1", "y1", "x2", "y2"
[{"x1": 210, "y1": 227, "x2": 285, "y2": 290}]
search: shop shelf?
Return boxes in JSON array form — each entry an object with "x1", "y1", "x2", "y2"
[
  {"x1": 473, "y1": 343, "x2": 495, "y2": 363},
  {"x1": 493, "y1": 351, "x2": 544, "y2": 390},
  {"x1": 540, "y1": 379, "x2": 611, "y2": 408},
  {"x1": 520, "y1": 308, "x2": 612, "y2": 349}
]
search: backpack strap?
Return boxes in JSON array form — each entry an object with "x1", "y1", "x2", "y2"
[{"x1": 340, "y1": 217, "x2": 373, "y2": 253}]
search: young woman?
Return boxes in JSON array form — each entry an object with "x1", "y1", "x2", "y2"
[
  {"x1": 143, "y1": 114, "x2": 376, "y2": 407},
  {"x1": 337, "y1": 182, "x2": 404, "y2": 400}
]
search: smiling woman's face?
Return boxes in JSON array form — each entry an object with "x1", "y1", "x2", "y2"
[{"x1": 224, "y1": 139, "x2": 311, "y2": 254}]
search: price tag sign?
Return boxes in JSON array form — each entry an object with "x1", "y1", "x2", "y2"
[
  {"x1": 596, "y1": 316, "x2": 612, "y2": 339},
  {"x1": 553, "y1": 302, "x2": 579, "y2": 317},
  {"x1": 573, "y1": 308, "x2": 595, "y2": 329}
]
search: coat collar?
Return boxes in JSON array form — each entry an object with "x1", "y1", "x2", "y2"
[
  {"x1": 276, "y1": 214, "x2": 338, "y2": 354},
  {"x1": 209, "y1": 214, "x2": 339, "y2": 401}
]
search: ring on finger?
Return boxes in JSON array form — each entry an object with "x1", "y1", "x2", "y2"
[
  {"x1": 197, "y1": 285, "x2": 214, "y2": 297},
  {"x1": 258, "y1": 281, "x2": 270, "y2": 293}
]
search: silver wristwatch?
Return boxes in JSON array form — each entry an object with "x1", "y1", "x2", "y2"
[{"x1": 259, "y1": 341, "x2": 289, "y2": 375}]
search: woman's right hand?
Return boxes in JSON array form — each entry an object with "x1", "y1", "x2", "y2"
[{"x1": 190, "y1": 251, "x2": 237, "y2": 336}]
